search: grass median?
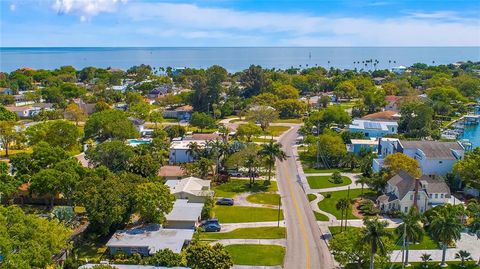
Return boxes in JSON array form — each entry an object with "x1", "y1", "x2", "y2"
[
  {"x1": 317, "y1": 189, "x2": 376, "y2": 219},
  {"x1": 307, "y1": 175, "x2": 352, "y2": 189}
]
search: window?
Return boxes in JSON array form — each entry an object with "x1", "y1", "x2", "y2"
[
  {"x1": 410, "y1": 194, "x2": 413, "y2": 200},
  {"x1": 429, "y1": 194, "x2": 432, "y2": 198},
  {"x1": 417, "y1": 195, "x2": 420, "y2": 200},
  {"x1": 404, "y1": 207, "x2": 408, "y2": 213},
  {"x1": 435, "y1": 194, "x2": 438, "y2": 199},
  {"x1": 439, "y1": 161, "x2": 443, "y2": 164},
  {"x1": 440, "y1": 194, "x2": 444, "y2": 198}
]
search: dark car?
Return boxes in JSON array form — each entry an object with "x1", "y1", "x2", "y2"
[
  {"x1": 200, "y1": 219, "x2": 221, "y2": 232},
  {"x1": 216, "y1": 198, "x2": 234, "y2": 206}
]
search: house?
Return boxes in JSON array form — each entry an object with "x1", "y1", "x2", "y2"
[
  {"x1": 362, "y1": 110, "x2": 400, "y2": 121},
  {"x1": 0, "y1": 87, "x2": 14, "y2": 95},
  {"x1": 165, "y1": 199, "x2": 204, "y2": 229},
  {"x1": 376, "y1": 171, "x2": 460, "y2": 214},
  {"x1": 373, "y1": 77, "x2": 386, "y2": 85},
  {"x1": 106, "y1": 224, "x2": 194, "y2": 256},
  {"x1": 165, "y1": 176, "x2": 213, "y2": 203},
  {"x1": 163, "y1": 105, "x2": 193, "y2": 121},
  {"x1": 373, "y1": 139, "x2": 465, "y2": 176},
  {"x1": 158, "y1": 165, "x2": 186, "y2": 180},
  {"x1": 5, "y1": 106, "x2": 43, "y2": 118},
  {"x1": 384, "y1": 96, "x2": 401, "y2": 112},
  {"x1": 347, "y1": 139, "x2": 379, "y2": 154},
  {"x1": 168, "y1": 134, "x2": 221, "y2": 164},
  {"x1": 348, "y1": 119, "x2": 398, "y2": 138},
  {"x1": 392, "y1": 66, "x2": 407, "y2": 75},
  {"x1": 128, "y1": 117, "x2": 154, "y2": 137},
  {"x1": 148, "y1": 85, "x2": 171, "y2": 99}
]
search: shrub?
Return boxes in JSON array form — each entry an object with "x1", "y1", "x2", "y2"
[
  {"x1": 201, "y1": 197, "x2": 214, "y2": 220},
  {"x1": 145, "y1": 249, "x2": 184, "y2": 267},
  {"x1": 325, "y1": 193, "x2": 332, "y2": 198},
  {"x1": 357, "y1": 200, "x2": 379, "y2": 216},
  {"x1": 330, "y1": 171, "x2": 343, "y2": 184}
]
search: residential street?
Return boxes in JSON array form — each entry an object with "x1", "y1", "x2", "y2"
[{"x1": 276, "y1": 126, "x2": 335, "y2": 269}]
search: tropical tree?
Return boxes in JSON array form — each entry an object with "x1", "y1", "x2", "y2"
[
  {"x1": 396, "y1": 209, "x2": 424, "y2": 266},
  {"x1": 429, "y1": 205, "x2": 464, "y2": 267},
  {"x1": 246, "y1": 105, "x2": 279, "y2": 131},
  {"x1": 361, "y1": 218, "x2": 392, "y2": 269},
  {"x1": 149, "y1": 110, "x2": 164, "y2": 129},
  {"x1": 236, "y1": 122, "x2": 262, "y2": 142},
  {"x1": 64, "y1": 103, "x2": 87, "y2": 126},
  {"x1": 185, "y1": 242, "x2": 233, "y2": 269},
  {"x1": 336, "y1": 198, "x2": 349, "y2": 231},
  {"x1": 0, "y1": 121, "x2": 19, "y2": 157},
  {"x1": 455, "y1": 250, "x2": 472, "y2": 268},
  {"x1": 259, "y1": 141, "x2": 287, "y2": 181}
]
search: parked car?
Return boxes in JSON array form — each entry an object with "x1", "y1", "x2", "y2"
[
  {"x1": 199, "y1": 218, "x2": 221, "y2": 232},
  {"x1": 216, "y1": 198, "x2": 234, "y2": 206},
  {"x1": 227, "y1": 170, "x2": 243, "y2": 177}
]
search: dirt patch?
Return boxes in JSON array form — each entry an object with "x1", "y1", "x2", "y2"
[{"x1": 351, "y1": 198, "x2": 365, "y2": 219}]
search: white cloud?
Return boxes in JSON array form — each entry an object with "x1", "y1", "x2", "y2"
[
  {"x1": 52, "y1": 0, "x2": 127, "y2": 20},
  {"x1": 119, "y1": 2, "x2": 480, "y2": 46},
  {"x1": 10, "y1": 4, "x2": 16, "y2": 11}
]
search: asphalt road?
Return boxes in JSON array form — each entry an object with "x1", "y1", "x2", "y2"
[{"x1": 276, "y1": 126, "x2": 335, "y2": 269}]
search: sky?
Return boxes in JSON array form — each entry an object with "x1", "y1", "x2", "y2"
[{"x1": 1, "y1": 0, "x2": 479, "y2": 47}]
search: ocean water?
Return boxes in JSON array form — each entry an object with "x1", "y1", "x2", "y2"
[
  {"x1": 462, "y1": 125, "x2": 480, "y2": 148},
  {"x1": 1, "y1": 47, "x2": 479, "y2": 73}
]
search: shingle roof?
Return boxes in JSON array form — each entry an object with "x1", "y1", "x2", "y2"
[
  {"x1": 399, "y1": 140, "x2": 464, "y2": 160},
  {"x1": 362, "y1": 110, "x2": 400, "y2": 121},
  {"x1": 420, "y1": 176, "x2": 451, "y2": 196},
  {"x1": 388, "y1": 171, "x2": 415, "y2": 200},
  {"x1": 158, "y1": 165, "x2": 185, "y2": 177}
]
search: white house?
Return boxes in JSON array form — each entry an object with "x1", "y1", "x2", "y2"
[
  {"x1": 165, "y1": 176, "x2": 213, "y2": 203},
  {"x1": 392, "y1": 66, "x2": 407, "y2": 75},
  {"x1": 377, "y1": 171, "x2": 460, "y2": 214},
  {"x1": 348, "y1": 119, "x2": 398, "y2": 138},
  {"x1": 373, "y1": 140, "x2": 465, "y2": 176},
  {"x1": 168, "y1": 134, "x2": 221, "y2": 164}
]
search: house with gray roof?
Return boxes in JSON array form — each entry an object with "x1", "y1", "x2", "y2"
[
  {"x1": 377, "y1": 171, "x2": 460, "y2": 214},
  {"x1": 373, "y1": 139, "x2": 465, "y2": 176},
  {"x1": 106, "y1": 224, "x2": 193, "y2": 256},
  {"x1": 165, "y1": 199, "x2": 203, "y2": 229},
  {"x1": 165, "y1": 176, "x2": 213, "y2": 203}
]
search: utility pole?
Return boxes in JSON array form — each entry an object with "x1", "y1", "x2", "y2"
[{"x1": 401, "y1": 223, "x2": 406, "y2": 269}]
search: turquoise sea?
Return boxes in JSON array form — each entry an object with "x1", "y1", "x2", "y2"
[{"x1": 1, "y1": 47, "x2": 479, "y2": 72}]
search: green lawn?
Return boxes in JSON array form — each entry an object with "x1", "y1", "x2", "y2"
[
  {"x1": 329, "y1": 226, "x2": 438, "y2": 250},
  {"x1": 299, "y1": 152, "x2": 359, "y2": 174},
  {"x1": 346, "y1": 262, "x2": 478, "y2": 269},
  {"x1": 252, "y1": 137, "x2": 276, "y2": 143},
  {"x1": 314, "y1": 211, "x2": 329, "y2": 221},
  {"x1": 246, "y1": 193, "x2": 281, "y2": 206},
  {"x1": 213, "y1": 206, "x2": 283, "y2": 223},
  {"x1": 75, "y1": 242, "x2": 107, "y2": 262},
  {"x1": 265, "y1": 125, "x2": 290, "y2": 136},
  {"x1": 199, "y1": 227, "x2": 286, "y2": 240},
  {"x1": 317, "y1": 189, "x2": 377, "y2": 219},
  {"x1": 273, "y1": 118, "x2": 303, "y2": 123},
  {"x1": 213, "y1": 179, "x2": 278, "y2": 198},
  {"x1": 225, "y1": 244, "x2": 285, "y2": 266},
  {"x1": 307, "y1": 193, "x2": 317, "y2": 202},
  {"x1": 307, "y1": 176, "x2": 352, "y2": 189}
]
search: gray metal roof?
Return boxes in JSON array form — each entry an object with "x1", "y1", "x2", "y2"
[
  {"x1": 106, "y1": 225, "x2": 193, "y2": 254},
  {"x1": 165, "y1": 199, "x2": 203, "y2": 222},
  {"x1": 399, "y1": 140, "x2": 464, "y2": 160}
]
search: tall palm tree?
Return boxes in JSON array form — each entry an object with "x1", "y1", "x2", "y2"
[
  {"x1": 187, "y1": 142, "x2": 202, "y2": 161},
  {"x1": 259, "y1": 141, "x2": 287, "y2": 181},
  {"x1": 336, "y1": 198, "x2": 349, "y2": 231},
  {"x1": 357, "y1": 176, "x2": 369, "y2": 197},
  {"x1": 429, "y1": 205, "x2": 464, "y2": 267},
  {"x1": 396, "y1": 209, "x2": 424, "y2": 266},
  {"x1": 455, "y1": 250, "x2": 472, "y2": 268},
  {"x1": 361, "y1": 218, "x2": 392, "y2": 269}
]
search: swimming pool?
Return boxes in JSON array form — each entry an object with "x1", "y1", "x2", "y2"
[{"x1": 127, "y1": 139, "x2": 152, "y2": 146}]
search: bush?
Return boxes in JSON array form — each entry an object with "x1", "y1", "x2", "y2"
[
  {"x1": 145, "y1": 249, "x2": 183, "y2": 267},
  {"x1": 330, "y1": 171, "x2": 343, "y2": 184},
  {"x1": 325, "y1": 193, "x2": 332, "y2": 198},
  {"x1": 357, "y1": 200, "x2": 379, "y2": 216},
  {"x1": 201, "y1": 197, "x2": 214, "y2": 220}
]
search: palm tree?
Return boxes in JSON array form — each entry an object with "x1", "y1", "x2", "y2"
[
  {"x1": 420, "y1": 253, "x2": 432, "y2": 268},
  {"x1": 429, "y1": 205, "x2": 464, "y2": 267},
  {"x1": 357, "y1": 176, "x2": 369, "y2": 197},
  {"x1": 259, "y1": 141, "x2": 287, "y2": 181},
  {"x1": 335, "y1": 198, "x2": 349, "y2": 231},
  {"x1": 187, "y1": 142, "x2": 202, "y2": 161},
  {"x1": 396, "y1": 209, "x2": 424, "y2": 267},
  {"x1": 361, "y1": 218, "x2": 392, "y2": 269},
  {"x1": 455, "y1": 250, "x2": 472, "y2": 268}
]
